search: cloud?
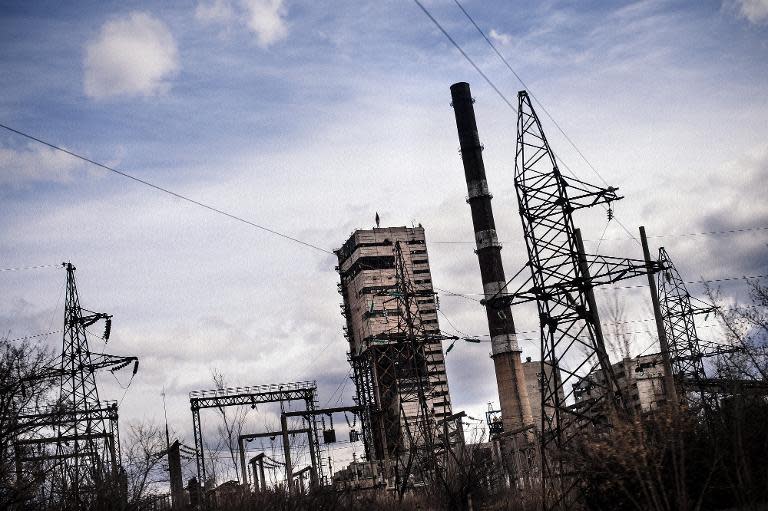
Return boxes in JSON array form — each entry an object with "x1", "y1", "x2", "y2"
[
  {"x1": 0, "y1": 144, "x2": 87, "y2": 187},
  {"x1": 83, "y1": 12, "x2": 179, "y2": 99},
  {"x1": 195, "y1": 0, "x2": 288, "y2": 47},
  {"x1": 489, "y1": 28, "x2": 511, "y2": 45},
  {"x1": 195, "y1": 0, "x2": 235, "y2": 24},
  {"x1": 242, "y1": 0, "x2": 288, "y2": 47},
  {"x1": 728, "y1": 0, "x2": 768, "y2": 24}
]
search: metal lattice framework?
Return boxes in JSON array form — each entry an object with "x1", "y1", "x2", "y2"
[
  {"x1": 387, "y1": 241, "x2": 437, "y2": 495},
  {"x1": 348, "y1": 241, "x2": 440, "y2": 494},
  {"x1": 655, "y1": 247, "x2": 768, "y2": 410},
  {"x1": 11, "y1": 263, "x2": 139, "y2": 508},
  {"x1": 9, "y1": 265, "x2": 138, "y2": 507},
  {"x1": 350, "y1": 351, "x2": 378, "y2": 459},
  {"x1": 504, "y1": 91, "x2": 656, "y2": 510},
  {"x1": 54, "y1": 264, "x2": 137, "y2": 505},
  {"x1": 189, "y1": 380, "x2": 322, "y2": 495},
  {"x1": 656, "y1": 247, "x2": 714, "y2": 404}
]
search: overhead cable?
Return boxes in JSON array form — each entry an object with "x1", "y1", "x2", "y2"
[{"x1": 0, "y1": 123, "x2": 332, "y2": 255}]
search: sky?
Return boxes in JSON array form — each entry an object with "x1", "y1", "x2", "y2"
[{"x1": 1, "y1": 0, "x2": 767, "y2": 482}]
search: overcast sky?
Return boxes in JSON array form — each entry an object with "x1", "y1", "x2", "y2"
[{"x1": 1, "y1": 0, "x2": 767, "y2": 480}]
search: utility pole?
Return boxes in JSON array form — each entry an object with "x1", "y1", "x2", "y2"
[{"x1": 639, "y1": 226, "x2": 679, "y2": 407}]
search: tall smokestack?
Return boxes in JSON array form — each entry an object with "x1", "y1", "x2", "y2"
[{"x1": 450, "y1": 82, "x2": 533, "y2": 433}]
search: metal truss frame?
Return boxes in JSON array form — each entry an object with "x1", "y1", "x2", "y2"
[
  {"x1": 189, "y1": 380, "x2": 321, "y2": 498},
  {"x1": 11, "y1": 263, "x2": 137, "y2": 508},
  {"x1": 347, "y1": 241, "x2": 439, "y2": 495},
  {"x1": 654, "y1": 247, "x2": 768, "y2": 409},
  {"x1": 511, "y1": 91, "x2": 656, "y2": 510},
  {"x1": 657, "y1": 247, "x2": 713, "y2": 384}
]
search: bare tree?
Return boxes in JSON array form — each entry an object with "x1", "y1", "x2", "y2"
[
  {"x1": 604, "y1": 293, "x2": 634, "y2": 360},
  {"x1": 704, "y1": 279, "x2": 768, "y2": 380},
  {"x1": 122, "y1": 420, "x2": 167, "y2": 506},
  {"x1": 0, "y1": 336, "x2": 58, "y2": 508},
  {"x1": 211, "y1": 369, "x2": 249, "y2": 483}
]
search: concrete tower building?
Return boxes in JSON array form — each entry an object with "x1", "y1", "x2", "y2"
[{"x1": 335, "y1": 226, "x2": 452, "y2": 462}]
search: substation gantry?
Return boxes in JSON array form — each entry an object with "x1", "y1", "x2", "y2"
[{"x1": 189, "y1": 381, "x2": 323, "y2": 498}]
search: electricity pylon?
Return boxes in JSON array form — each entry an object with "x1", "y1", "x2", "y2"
[
  {"x1": 656, "y1": 247, "x2": 717, "y2": 412},
  {"x1": 18, "y1": 263, "x2": 139, "y2": 508},
  {"x1": 490, "y1": 91, "x2": 657, "y2": 510}
]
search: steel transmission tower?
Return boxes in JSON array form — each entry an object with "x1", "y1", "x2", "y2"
[
  {"x1": 652, "y1": 244, "x2": 768, "y2": 409},
  {"x1": 656, "y1": 247, "x2": 716, "y2": 409},
  {"x1": 380, "y1": 241, "x2": 437, "y2": 495},
  {"x1": 491, "y1": 91, "x2": 657, "y2": 510},
  {"x1": 45, "y1": 263, "x2": 138, "y2": 506}
]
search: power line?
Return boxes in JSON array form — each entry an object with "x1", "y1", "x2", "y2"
[
  {"x1": 413, "y1": 0, "x2": 642, "y2": 245},
  {"x1": 3, "y1": 330, "x2": 62, "y2": 343},
  {"x1": 433, "y1": 285, "x2": 481, "y2": 303},
  {"x1": 0, "y1": 263, "x2": 62, "y2": 272},
  {"x1": 436, "y1": 273, "x2": 766, "y2": 298},
  {"x1": 0, "y1": 123, "x2": 333, "y2": 255},
  {"x1": 437, "y1": 303, "x2": 766, "y2": 342},
  {"x1": 412, "y1": 0, "x2": 516, "y2": 111},
  {"x1": 599, "y1": 274, "x2": 767, "y2": 292},
  {"x1": 651, "y1": 225, "x2": 768, "y2": 239},
  {"x1": 451, "y1": 0, "x2": 608, "y2": 187},
  {"x1": 428, "y1": 225, "x2": 768, "y2": 244}
]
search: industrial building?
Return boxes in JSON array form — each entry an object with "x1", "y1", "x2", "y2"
[
  {"x1": 573, "y1": 353, "x2": 667, "y2": 413},
  {"x1": 521, "y1": 358, "x2": 564, "y2": 431},
  {"x1": 335, "y1": 226, "x2": 453, "y2": 463}
]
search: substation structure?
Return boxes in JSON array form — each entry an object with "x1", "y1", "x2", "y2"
[
  {"x1": 336, "y1": 226, "x2": 458, "y2": 492},
  {"x1": 10, "y1": 263, "x2": 139, "y2": 508},
  {"x1": 189, "y1": 381, "x2": 324, "y2": 495},
  {"x1": 238, "y1": 428, "x2": 311, "y2": 493},
  {"x1": 280, "y1": 404, "x2": 364, "y2": 492}
]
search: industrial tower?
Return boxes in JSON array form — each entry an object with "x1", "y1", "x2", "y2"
[
  {"x1": 335, "y1": 227, "x2": 452, "y2": 477},
  {"x1": 500, "y1": 91, "x2": 656, "y2": 509},
  {"x1": 450, "y1": 81, "x2": 534, "y2": 438}
]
